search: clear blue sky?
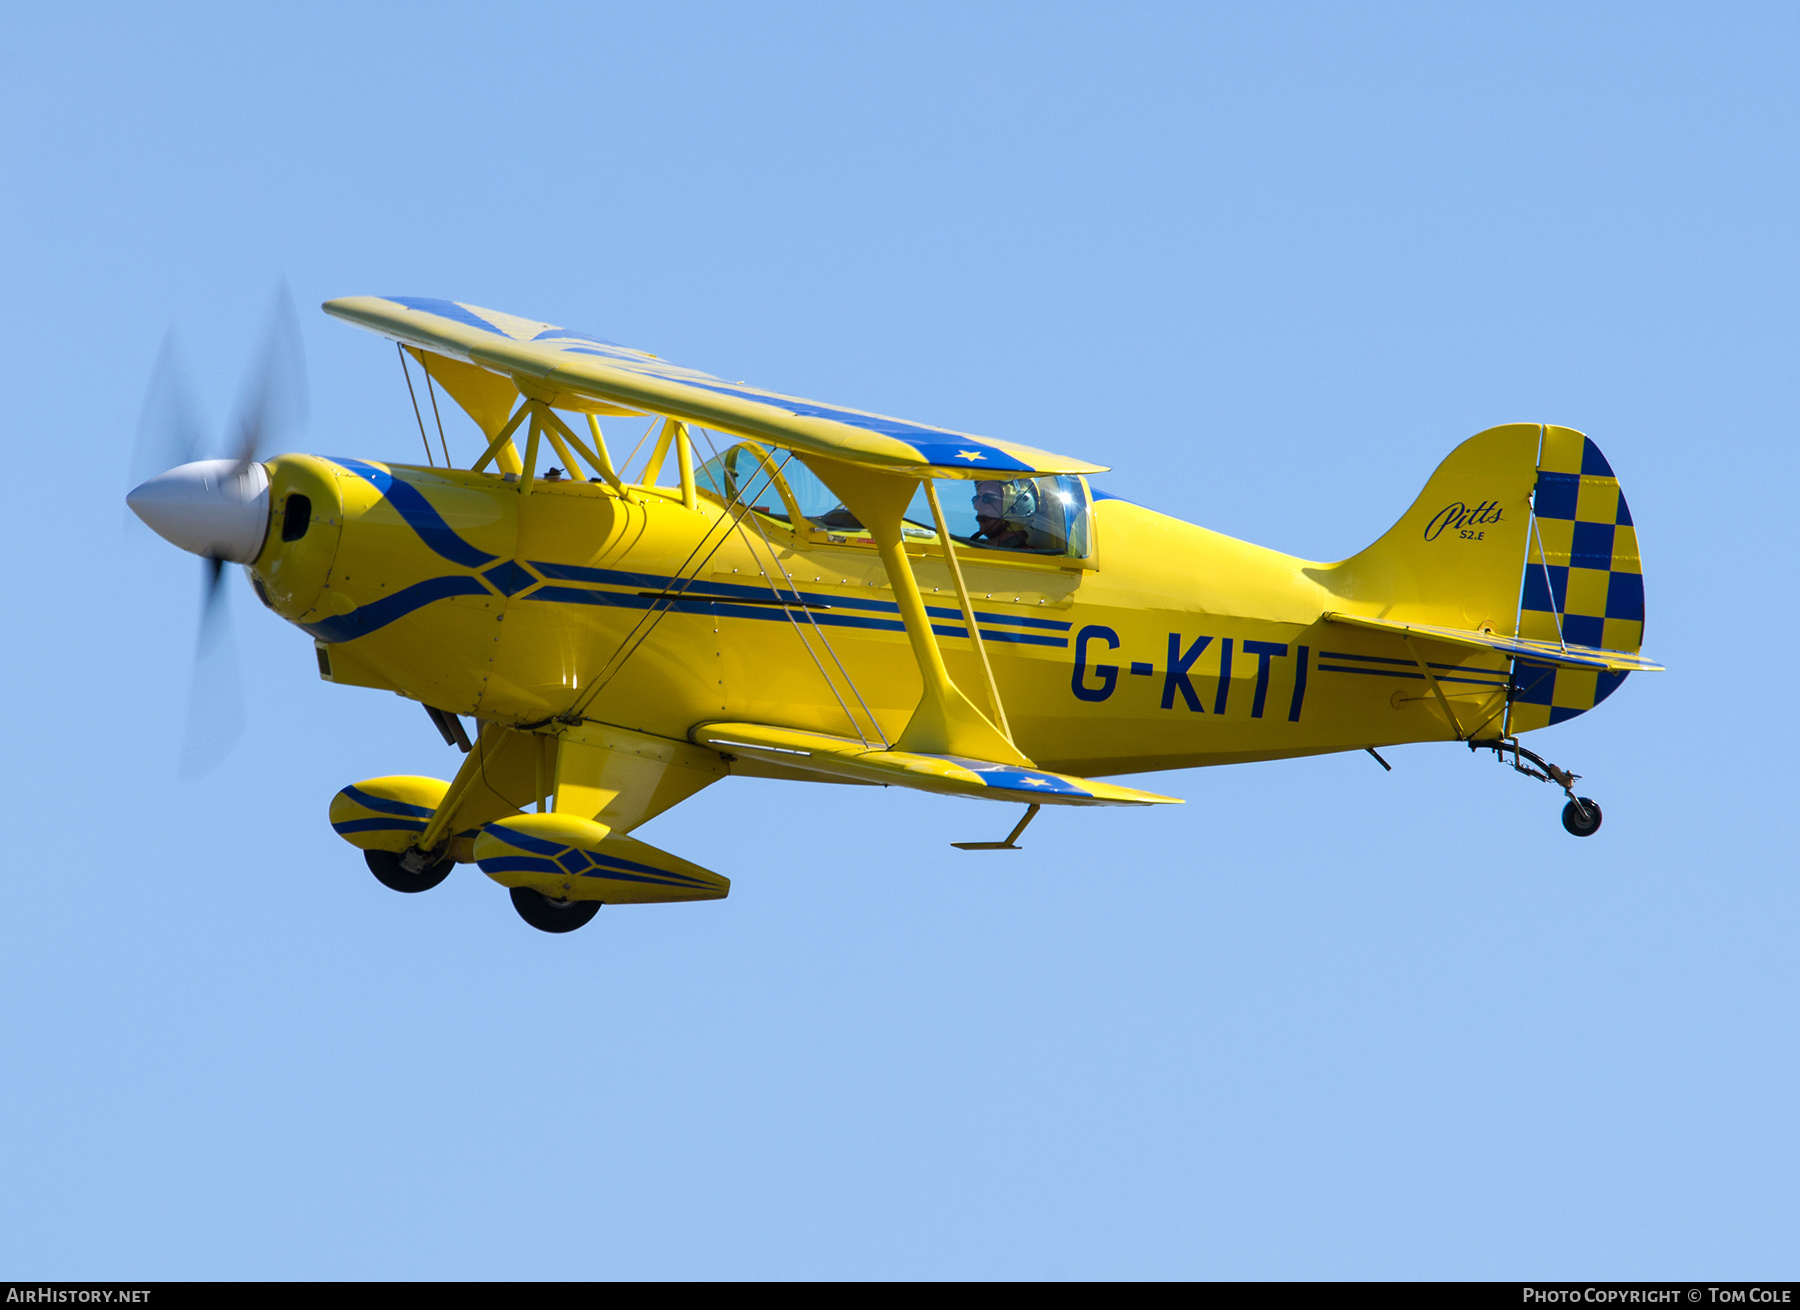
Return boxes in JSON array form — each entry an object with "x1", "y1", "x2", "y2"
[{"x1": 2, "y1": 1, "x2": 1794, "y2": 1279}]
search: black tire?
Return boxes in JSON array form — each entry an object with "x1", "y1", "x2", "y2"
[
  {"x1": 1561, "y1": 797, "x2": 1603, "y2": 837},
  {"x1": 510, "y1": 886, "x2": 602, "y2": 934},
  {"x1": 365, "y1": 847, "x2": 454, "y2": 893}
]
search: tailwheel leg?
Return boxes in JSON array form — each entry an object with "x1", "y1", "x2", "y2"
[
  {"x1": 1473, "y1": 738, "x2": 1603, "y2": 838},
  {"x1": 366, "y1": 846, "x2": 455, "y2": 893}
]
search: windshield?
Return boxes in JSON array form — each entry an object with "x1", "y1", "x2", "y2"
[
  {"x1": 915, "y1": 476, "x2": 1090, "y2": 557},
  {"x1": 695, "y1": 443, "x2": 1090, "y2": 558}
]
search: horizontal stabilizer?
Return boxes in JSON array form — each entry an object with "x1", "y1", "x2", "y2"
[
  {"x1": 692, "y1": 723, "x2": 1180, "y2": 807},
  {"x1": 323, "y1": 296, "x2": 1104, "y2": 479},
  {"x1": 1322, "y1": 612, "x2": 1664, "y2": 673}
]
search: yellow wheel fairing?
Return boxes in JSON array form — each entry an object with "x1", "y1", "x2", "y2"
[
  {"x1": 473, "y1": 812, "x2": 729, "y2": 905},
  {"x1": 329, "y1": 775, "x2": 451, "y2": 853}
]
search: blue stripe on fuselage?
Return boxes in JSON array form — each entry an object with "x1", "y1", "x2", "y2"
[
  {"x1": 303, "y1": 574, "x2": 490, "y2": 642},
  {"x1": 527, "y1": 561, "x2": 1070, "y2": 629},
  {"x1": 331, "y1": 458, "x2": 498, "y2": 568},
  {"x1": 304, "y1": 462, "x2": 1070, "y2": 646},
  {"x1": 306, "y1": 572, "x2": 1073, "y2": 646}
]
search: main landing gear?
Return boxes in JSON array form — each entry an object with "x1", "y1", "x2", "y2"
[
  {"x1": 1474, "y1": 739, "x2": 1603, "y2": 838},
  {"x1": 365, "y1": 847, "x2": 454, "y2": 893},
  {"x1": 509, "y1": 887, "x2": 603, "y2": 934},
  {"x1": 361, "y1": 848, "x2": 603, "y2": 933}
]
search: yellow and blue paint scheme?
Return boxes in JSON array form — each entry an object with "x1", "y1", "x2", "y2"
[
  {"x1": 222, "y1": 297, "x2": 1660, "y2": 910},
  {"x1": 473, "y1": 812, "x2": 728, "y2": 905}
]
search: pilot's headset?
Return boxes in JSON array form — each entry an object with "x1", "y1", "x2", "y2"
[{"x1": 998, "y1": 479, "x2": 1040, "y2": 520}]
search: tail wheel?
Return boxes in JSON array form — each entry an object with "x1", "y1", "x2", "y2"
[
  {"x1": 365, "y1": 848, "x2": 454, "y2": 893},
  {"x1": 1561, "y1": 798, "x2": 1603, "y2": 838},
  {"x1": 510, "y1": 887, "x2": 602, "y2": 934}
]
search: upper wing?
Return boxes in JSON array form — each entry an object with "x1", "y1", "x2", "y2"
[
  {"x1": 1323, "y1": 612, "x2": 1665, "y2": 672},
  {"x1": 323, "y1": 295, "x2": 1105, "y2": 479}
]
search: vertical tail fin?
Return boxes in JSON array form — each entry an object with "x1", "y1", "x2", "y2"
[
  {"x1": 1328, "y1": 423, "x2": 1541, "y2": 634},
  {"x1": 1327, "y1": 423, "x2": 1648, "y2": 735}
]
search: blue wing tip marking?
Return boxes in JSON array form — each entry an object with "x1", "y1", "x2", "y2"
[
  {"x1": 384, "y1": 296, "x2": 625, "y2": 349},
  {"x1": 945, "y1": 759, "x2": 1091, "y2": 797}
]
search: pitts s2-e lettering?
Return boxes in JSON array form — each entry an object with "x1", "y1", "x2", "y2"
[
  {"x1": 1425, "y1": 500, "x2": 1508, "y2": 541},
  {"x1": 128, "y1": 295, "x2": 1662, "y2": 934}
]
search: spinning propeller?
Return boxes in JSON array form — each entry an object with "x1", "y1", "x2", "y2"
[{"x1": 127, "y1": 284, "x2": 309, "y2": 774}]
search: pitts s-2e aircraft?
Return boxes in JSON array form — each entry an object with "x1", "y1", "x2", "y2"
[{"x1": 128, "y1": 295, "x2": 1662, "y2": 933}]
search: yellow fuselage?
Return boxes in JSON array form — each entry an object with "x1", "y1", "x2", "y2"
[{"x1": 251, "y1": 452, "x2": 1511, "y2": 779}]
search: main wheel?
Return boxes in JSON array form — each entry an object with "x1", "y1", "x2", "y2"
[
  {"x1": 365, "y1": 847, "x2": 454, "y2": 893},
  {"x1": 509, "y1": 886, "x2": 602, "y2": 934},
  {"x1": 1561, "y1": 798, "x2": 1603, "y2": 837}
]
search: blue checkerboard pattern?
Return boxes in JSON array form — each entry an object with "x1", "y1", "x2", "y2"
[{"x1": 1509, "y1": 428, "x2": 1644, "y2": 731}]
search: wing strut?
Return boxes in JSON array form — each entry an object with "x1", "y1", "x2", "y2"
[
  {"x1": 472, "y1": 403, "x2": 530, "y2": 475},
  {"x1": 696, "y1": 434, "x2": 886, "y2": 747},
  {"x1": 800, "y1": 454, "x2": 1027, "y2": 765},
  {"x1": 640, "y1": 417, "x2": 700, "y2": 507},
  {"x1": 924, "y1": 481, "x2": 1011, "y2": 743},
  {"x1": 1401, "y1": 634, "x2": 1466, "y2": 740},
  {"x1": 469, "y1": 398, "x2": 635, "y2": 498}
]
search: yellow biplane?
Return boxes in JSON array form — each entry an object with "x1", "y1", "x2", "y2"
[{"x1": 128, "y1": 294, "x2": 1662, "y2": 933}]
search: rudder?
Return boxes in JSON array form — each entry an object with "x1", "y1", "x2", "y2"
[{"x1": 1508, "y1": 426, "x2": 1645, "y2": 731}]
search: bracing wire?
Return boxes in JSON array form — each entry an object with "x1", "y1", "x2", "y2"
[
  {"x1": 421, "y1": 357, "x2": 451, "y2": 467},
  {"x1": 560, "y1": 436, "x2": 766, "y2": 720},
  {"x1": 397, "y1": 344, "x2": 434, "y2": 466},
  {"x1": 693, "y1": 428, "x2": 886, "y2": 747},
  {"x1": 618, "y1": 416, "x2": 659, "y2": 484},
  {"x1": 771, "y1": 487, "x2": 888, "y2": 744},
  {"x1": 695, "y1": 430, "x2": 889, "y2": 744},
  {"x1": 693, "y1": 435, "x2": 869, "y2": 746},
  {"x1": 1529, "y1": 509, "x2": 1567, "y2": 650},
  {"x1": 558, "y1": 428, "x2": 888, "y2": 749}
]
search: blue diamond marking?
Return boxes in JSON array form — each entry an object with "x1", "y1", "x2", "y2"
[{"x1": 483, "y1": 560, "x2": 539, "y2": 596}]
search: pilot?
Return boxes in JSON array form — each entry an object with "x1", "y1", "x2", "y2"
[{"x1": 971, "y1": 479, "x2": 1042, "y2": 550}]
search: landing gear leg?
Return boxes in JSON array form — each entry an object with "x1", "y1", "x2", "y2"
[{"x1": 1473, "y1": 739, "x2": 1603, "y2": 838}]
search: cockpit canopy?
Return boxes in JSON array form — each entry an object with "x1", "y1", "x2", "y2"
[{"x1": 695, "y1": 442, "x2": 1091, "y2": 559}]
